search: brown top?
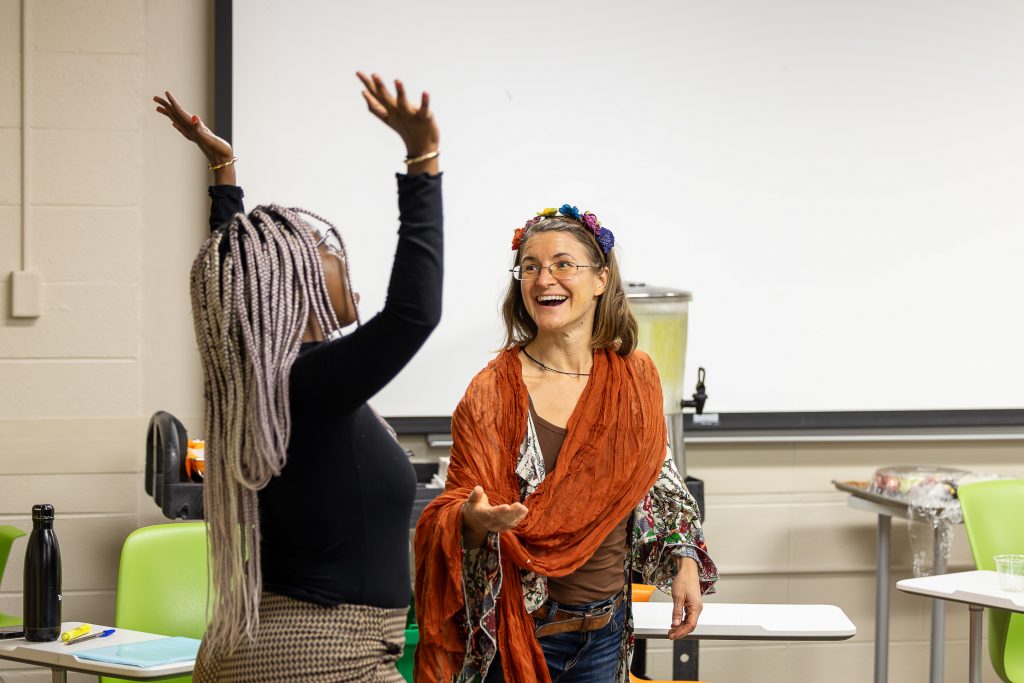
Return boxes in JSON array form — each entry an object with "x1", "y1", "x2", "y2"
[{"x1": 529, "y1": 401, "x2": 628, "y2": 605}]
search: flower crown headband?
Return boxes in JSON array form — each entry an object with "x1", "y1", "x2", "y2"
[{"x1": 511, "y1": 203, "x2": 615, "y2": 256}]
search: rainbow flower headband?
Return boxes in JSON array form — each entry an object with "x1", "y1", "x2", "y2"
[{"x1": 511, "y1": 204, "x2": 615, "y2": 255}]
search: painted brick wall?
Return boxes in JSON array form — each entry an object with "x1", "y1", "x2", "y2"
[{"x1": 0, "y1": 1, "x2": 209, "y2": 680}]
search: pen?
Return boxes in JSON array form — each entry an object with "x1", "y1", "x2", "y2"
[
  {"x1": 61, "y1": 624, "x2": 91, "y2": 642},
  {"x1": 65, "y1": 628, "x2": 115, "y2": 646}
]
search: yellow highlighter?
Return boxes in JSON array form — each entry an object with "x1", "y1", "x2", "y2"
[{"x1": 61, "y1": 624, "x2": 91, "y2": 642}]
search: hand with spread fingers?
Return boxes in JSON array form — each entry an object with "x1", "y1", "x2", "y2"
[
  {"x1": 668, "y1": 556, "x2": 703, "y2": 640},
  {"x1": 462, "y1": 485, "x2": 529, "y2": 548},
  {"x1": 356, "y1": 71, "x2": 440, "y2": 174},
  {"x1": 153, "y1": 91, "x2": 235, "y2": 184}
]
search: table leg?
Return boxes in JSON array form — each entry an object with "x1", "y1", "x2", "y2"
[
  {"x1": 969, "y1": 604, "x2": 983, "y2": 683},
  {"x1": 631, "y1": 637, "x2": 647, "y2": 677},
  {"x1": 672, "y1": 639, "x2": 699, "y2": 681},
  {"x1": 51, "y1": 668, "x2": 67, "y2": 683},
  {"x1": 874, "y1": 514, "x2": 891, "y2": 683},
  {"x1": 929, "y1": 523, "x2": 948, "y2": 683}
]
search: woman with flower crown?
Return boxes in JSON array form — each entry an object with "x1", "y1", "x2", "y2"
[{"x1": 414, "y1": 206, "x2": 718, "y2": 682}]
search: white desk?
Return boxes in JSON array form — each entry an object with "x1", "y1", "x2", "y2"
[
  {"x1": 0, "y1": 621, "x2": 196, "y2": 682},
  {"x1": 632, "y1": 602, "x2": 857, "y2": 641},
  {"x1": 898, "y1": 570, "x2": 1024, "y2": 683}
]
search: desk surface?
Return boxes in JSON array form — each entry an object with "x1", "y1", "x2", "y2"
[
  {"x1": 897, "y1": 570, "x2": 1024, "y2": 613},
  {"x1": 0, "y1": 622, "x2": 196, "y2": 681},
  {"x1": 632, "y1": 602, "x2": 857, "y2": 641}
]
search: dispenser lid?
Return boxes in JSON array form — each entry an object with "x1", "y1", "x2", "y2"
[{"x1": 625, "y1": 282, "x2": 692, "y2": 302}]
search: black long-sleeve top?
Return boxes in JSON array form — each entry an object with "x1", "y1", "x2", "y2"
[{"x1": 207, "y1": 173, "x2": 443, "y2": 608}]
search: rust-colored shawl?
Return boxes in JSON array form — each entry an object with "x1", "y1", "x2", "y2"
[{"x1": 414, "y1": 347, "x2": 666, "y2": 683}]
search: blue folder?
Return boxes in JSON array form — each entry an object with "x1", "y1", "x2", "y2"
[{"x1": 74, "y1": 636, "x2": 200, "y2": 668}]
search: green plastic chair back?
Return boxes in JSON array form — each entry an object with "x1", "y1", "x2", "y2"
[
  {"x1": 0, "y1": 525, "x2": 27, "y2": 627},
  {"x1": 99, "y1": 523, "x2": 210, "y2": 683},
  {"x1": 957, "y1": 479, "x2": 1024, "y2": 683},
  {"x1": 397, "y1": 625, "x2": 419, "y2": 682}
]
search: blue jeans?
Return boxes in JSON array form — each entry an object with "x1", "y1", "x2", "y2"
[
  {"x1": 536, "y1": 593, "x2": 626, "y2": 683},
  {"x1": 483, "y1": 593, "x2": 625, "y2": 683}
]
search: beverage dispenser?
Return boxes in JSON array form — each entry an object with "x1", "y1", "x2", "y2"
[{"x1": 626, "y1": 282, "x2": 707, "y2": 476}]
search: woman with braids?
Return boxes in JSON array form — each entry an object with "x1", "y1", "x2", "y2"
[
  {"x1": 152, "y1": 72, "x2": 441, "y2": 682},
  {"x1": 414, "y1": 207, "x2": 717, "y2": 682}
]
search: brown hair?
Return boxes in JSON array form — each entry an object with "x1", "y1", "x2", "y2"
[{"x1": 500, "y1": 215, "x2": 637, "y2": 355}]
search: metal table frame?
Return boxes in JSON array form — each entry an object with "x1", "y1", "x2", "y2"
[{"x1": 840, "y1": 487, "x2": 953, "y2": 683}]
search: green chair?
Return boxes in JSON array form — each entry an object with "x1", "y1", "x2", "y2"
[
  {"x1": 0, "y1": 525, "x2": 26, "y2": 627},
  {"x1": 957, "y1": 479, "x2": 1024, "y2": 683},
  {"x1": 99, "y1": 523, "x2": 209, "y2": 683},
  {"x1": 397, "y1": 625, "x2": 418, "y2": 683}
]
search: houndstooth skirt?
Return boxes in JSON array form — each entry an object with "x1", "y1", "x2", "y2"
[{"x1": 192, "y1": 592, "x2": 408, "y2": 682}]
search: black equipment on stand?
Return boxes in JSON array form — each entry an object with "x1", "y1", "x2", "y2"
[{"x1": 145, "y1": 411, "x2": 204, "y2": 520}]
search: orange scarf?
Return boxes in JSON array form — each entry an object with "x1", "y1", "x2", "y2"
[{"x1": 414, "y1": 347, "x2": 666, "y2": 683}]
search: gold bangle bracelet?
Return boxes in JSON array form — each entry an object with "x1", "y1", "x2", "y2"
[
  {"x1": 208, "y1": 156, "x2": 238, "y2": 171},
  {"x1": 404, "y1": 150, "x2": 440, "y2": 165}
]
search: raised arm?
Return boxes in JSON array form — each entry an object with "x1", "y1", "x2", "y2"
[
  {"x1": 153, "y1": 91, "x2": 241, "y2": 230},
  {"x1": 289, "y1": 74, "x2": 443, "y2": 411},
  {"x1": 153, "y1": 91, "x2": 236, "y2": 184},
  {"x1": 357, "y1": 71, "x2": 440, "y2": 176}
]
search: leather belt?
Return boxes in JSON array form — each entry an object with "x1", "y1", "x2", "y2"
[{"x1": 532, "y1": 592, "x2": 625, "y2": 639}]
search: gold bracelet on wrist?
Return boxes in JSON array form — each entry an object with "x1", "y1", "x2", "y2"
[
  {"x1": 208, "y1": 156, "x2": 238, "y2": 171},
  {"x1": 404, "y1": 150, "x2": 440, "y2": 165}
]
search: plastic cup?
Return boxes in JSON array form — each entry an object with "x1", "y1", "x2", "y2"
[{"x1": 994, "y1": 554, "x2": 1024, "y2": 592}]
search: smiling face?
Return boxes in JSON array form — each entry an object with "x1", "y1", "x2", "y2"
[{"x1": 518, "y1": 231, "x2": 608, "y2": 337}]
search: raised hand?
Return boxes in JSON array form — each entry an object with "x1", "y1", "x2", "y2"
[
  {"x1": 667, "y1": 557, "x2": 703, "y2": 640},
  {"x1": 356, "y1": 72, "x2": 440, "y2": 163},
  {"x1": 462, "y1": 485, "x2": 529, "y2": 548},
  {"x1": 153, "y1": 91, "x2": 233, "y2": 167}
]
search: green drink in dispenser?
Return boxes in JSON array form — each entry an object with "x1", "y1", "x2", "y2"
[{"x1": 626, "y1": 283, "x2": 692, "y2": 414}]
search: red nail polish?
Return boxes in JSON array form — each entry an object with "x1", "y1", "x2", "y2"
[{"x1": 191, "y1": 115, "x2": 199, "y2": 124}]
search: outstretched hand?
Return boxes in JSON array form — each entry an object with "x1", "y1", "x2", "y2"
[
  {"x1": 153, "y1": 91, "x2": 233, "y2": 165},
  {"x1": 356, "y1": 72, "x2": 439, "y2": 159},
  {"x1": 462, "y1": 485, "x2": 528, "y2": 548}
]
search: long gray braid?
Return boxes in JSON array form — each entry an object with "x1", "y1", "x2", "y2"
[{"x1": 190, "y1": 204, "x2": 343, "y2": 653}]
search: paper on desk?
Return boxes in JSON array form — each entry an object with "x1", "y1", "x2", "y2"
[{"x1": 74, "y1": 636, "x2": 200, "y2": 667}]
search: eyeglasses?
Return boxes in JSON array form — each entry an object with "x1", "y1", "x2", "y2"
[
  {"x1": 314, "y1": 227, "x2": 344, "y2": 255},
  {"x1": 510, "y1": 261, "x2": 603, "y2": 281}
]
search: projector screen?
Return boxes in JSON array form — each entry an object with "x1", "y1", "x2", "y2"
[{"x1": 230, "y1": 0, "x2": 1024, "y2": 418}]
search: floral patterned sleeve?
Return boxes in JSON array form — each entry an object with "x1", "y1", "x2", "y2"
[
  {"x1": 631, "y1": 444, "x2": 718, "y2": 595},
  {"x1": 458, "y1": 532, "x2": 502, "y2": 682}
]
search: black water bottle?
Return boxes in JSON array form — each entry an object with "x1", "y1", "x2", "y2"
[{"x1": 23, "y1": 504, "x2": 61, "y2": 642}]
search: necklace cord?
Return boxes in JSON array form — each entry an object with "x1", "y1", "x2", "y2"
[{"x1": 522, "y1": 347, "x2": 591, "y2": 377}]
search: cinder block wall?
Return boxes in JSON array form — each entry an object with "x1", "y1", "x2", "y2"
[
  {"x1": 0, "y1": 1, "x2": 209, "y2": 680},
  {"x1": 656, "y1": 440, "x2": 1024, "y2": 683}
]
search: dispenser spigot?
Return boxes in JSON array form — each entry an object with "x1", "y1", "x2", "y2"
[{"x1": 681, "y1": 367, "x2": 708, "y2": 415}]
